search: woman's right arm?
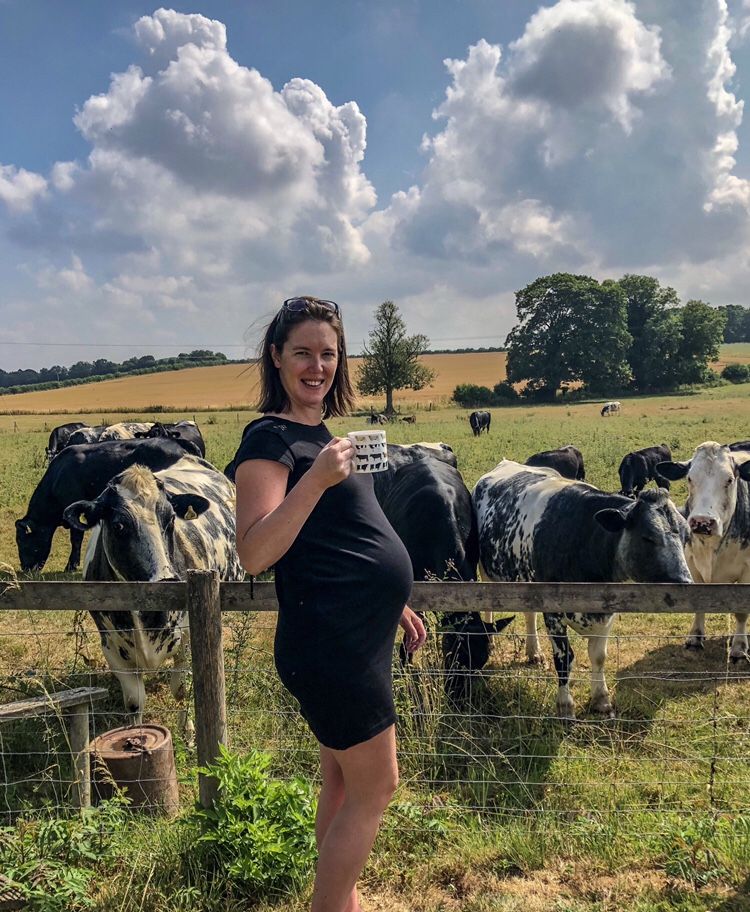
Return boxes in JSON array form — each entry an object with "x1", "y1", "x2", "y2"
[{"x1": 234, "y1": 436, "x2": 353, "y2": 576}]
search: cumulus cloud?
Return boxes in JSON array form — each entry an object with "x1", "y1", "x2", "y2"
[
  {"x1": 0, "y1": 163, "x2": 46, "y2": 212},
  {"x1": 3, "y1": 2, "x2": 750, "y2": 370}
]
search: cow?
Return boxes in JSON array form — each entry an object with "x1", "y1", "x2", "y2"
[
  {"x1": 469, "y1": 410, "x2": 491, "y2": 436},
  {"x1": 618, "y1": 444, "x2": 672, "y2": 498},
  {"x1": 368, "y1": 411, "x2": 388, "y2": 425},
  {"x1": 134, "y1": 420, "x2": 206, "y2": 458},
  {"x1": 100, "y1": 422, "x2": 154, "y2": 440},
  {"x1": 473, "y1": 461, "x2": 691, "y2": 718},
  {"x1": 657, "y1": 442, "x2": 750, "y2": 660},
  {"x1": 401, "y1": 415, "x2": 417, "y2": 424},
  {"x1": 601, "y1": 401, "x2": 622, "y2": 417},
  {"x1": 728, "y1": 440, "x2": 750, "y2": 452},
  {"x1": 62, "y1": 457, "x2": 244, "y2": 725},
  {"x1": 16, "y1": 438, "x2": 202, "y2": 573},
  {"x1": 67, "y1": 425, "x2": 107, "y2": 447},
  {"x1": 373, "y1": 445, "x2": 513, "y2": 699},
  {"x1": 45, "y1": 422, "x2": 87, "y2": 463},
  {"x1": 525, "y1": 445, "x2": 585, "y2": 481}
]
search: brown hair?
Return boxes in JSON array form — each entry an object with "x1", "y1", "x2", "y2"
[{"x1": 256, "y1": 297, "x2": 355, "y2": 418}]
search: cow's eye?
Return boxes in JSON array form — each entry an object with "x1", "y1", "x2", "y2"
[
  {"x1": 641, "y1": 535, "x2": 657, "y2": 545},
  {"x1": 111, "y1": 521, "x2": 125, "y2": 534}
]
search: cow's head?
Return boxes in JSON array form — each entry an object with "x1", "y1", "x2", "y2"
[
  {"x1": 442, "y1": 612, "x2": 515, "y2": 673},
  {"x1": 62, "y1": 465, "x2": 210, "y2": 581},
  {"x1": 15, "y1": 517, "x2": 55, "y2": 573},
  {"x1": 595, "y1": 489, "x2": 691, "y2": 583},
  {"x1": 657, "y1": 442, "x2": 750, "y2": 539},
  {"x1": 619, "y1": 453, "x2": 648, "y2": 498}
]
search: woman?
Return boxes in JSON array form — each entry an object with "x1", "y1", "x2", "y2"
[{"x1": 233, "y1": 296, "x2": 426, "y2": 912}]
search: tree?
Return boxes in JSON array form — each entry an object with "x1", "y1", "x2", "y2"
[
  {"x1": 676, "y1": 300, "x2": 726, "y2": 384},
  {"x1": 717, "y1": 304, "x2": 750, "y2": 343},
  {"x1": 356, "y1": 300, "x2": 435, "y2": 415},
  {"x1": 505, "y1": 273, "x2": 631, "y2": 400},
  {"x1": 617, "y1": 274, "x2": 680, "y2": 390}
]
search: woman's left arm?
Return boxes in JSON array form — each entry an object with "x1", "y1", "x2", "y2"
[{"x1": 399, "y1": 606, "x2": 427, "y2": 654}]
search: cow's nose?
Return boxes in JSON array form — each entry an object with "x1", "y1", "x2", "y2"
[{"x1": 689, "y1": 515, "x2": 718, "y2": 536}]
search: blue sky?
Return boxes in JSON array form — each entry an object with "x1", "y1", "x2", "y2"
[{"x1": 2, "y1": 0, "x2": 750, "y2": 370}]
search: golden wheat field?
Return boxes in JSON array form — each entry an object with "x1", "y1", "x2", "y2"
[
  {"x1": 0, "y1": 353, "x2": 506, "y2": 413},
  {"x1": 2, "y1": 345, "x2": 748, "y2": 414}
]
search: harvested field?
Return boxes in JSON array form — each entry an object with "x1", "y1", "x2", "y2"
[{"x1": 0, "y1": 352, "x2": 508, "y2": 413}]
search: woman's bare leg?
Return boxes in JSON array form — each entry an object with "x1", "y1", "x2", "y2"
[
  {"x1": 317, "y1": 746, "x2": 359, "y2": 912},
  {"x1": 311, "y1": 725, "x2": 398, "y2": 912}
]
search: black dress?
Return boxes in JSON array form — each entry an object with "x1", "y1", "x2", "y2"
[{"x1": 232, "y1": 416, "x2": 413, "y2": 750}]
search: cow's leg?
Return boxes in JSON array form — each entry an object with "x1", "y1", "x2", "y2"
[
  {"x1": 730, "y1": 613, "x2": 749, "y2": 663},
  {"x1": 524, "y1": 611, "x2": 544, "y2": 665},
  {"x1": 586, "y1": 617, "x2": 615, "y2": 716},
  {"x1": 543, "y1": 613, "x2": 575, "y2": 719},
  {"x1": 686, "y1": 612, "x2": 706, "y2": 650},
  {"x1": 65, "y1": 528, "x2": 85, "y2": 573}
]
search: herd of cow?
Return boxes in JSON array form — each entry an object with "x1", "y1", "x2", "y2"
[{"x1": 13, "y1": 416, "x2": 750, "y2": 727}]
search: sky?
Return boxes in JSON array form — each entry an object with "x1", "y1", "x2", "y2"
[{"x1": 3, "y1": 0, "x2": 750, "y2": 370}]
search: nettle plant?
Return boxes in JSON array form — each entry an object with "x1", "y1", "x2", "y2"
[{"x1": 188, "y1": 747, "x2": 316, "y2": 899}]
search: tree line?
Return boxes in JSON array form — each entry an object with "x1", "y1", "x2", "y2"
[{"x1": 0, "y1": 350, "x2": 229, "y2": 395}]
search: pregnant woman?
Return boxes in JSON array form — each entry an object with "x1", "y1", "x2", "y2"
[{"x1": 233, "y1": 296, "x2": 426, "y2": 912}]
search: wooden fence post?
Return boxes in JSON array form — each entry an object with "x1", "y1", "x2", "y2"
[
  {"x1": 187, "y1": 569, "x2": 227, "y2": 809},
  {"x1": 67, "y1": 705, "x2": 91, "y2": 809}
]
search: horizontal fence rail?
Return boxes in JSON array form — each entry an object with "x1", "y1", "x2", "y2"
[{"x1": 2, "y1": 579, "x2": 749, "y2": 613}]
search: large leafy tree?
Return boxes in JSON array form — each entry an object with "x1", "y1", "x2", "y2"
[
  {"x1": 677, "y1": 300, "x2": 727, "y2": 384},
  {"x1": 617, "y1": 274, "x2": 680, "y2": 390},
  {"x1": 506, "y1": 273, "x2": 631, "y2": 400},
  {"x1": 717, "y1": 304, "x2": 750, "y2": 343},
  {"x1": 356, "y1": 300, "x2": 435, "y2": 415}
]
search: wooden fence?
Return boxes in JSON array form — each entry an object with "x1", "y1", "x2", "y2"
[{"x1": 2, "y1": 573, "x2": 749, "y2": 809}]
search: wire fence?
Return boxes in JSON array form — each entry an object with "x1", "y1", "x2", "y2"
[{"x1": 1, "y1": 579, "x2": 750, "y2": 833}]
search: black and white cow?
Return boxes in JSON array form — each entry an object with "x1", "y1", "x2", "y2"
[
  {"x1": 618, "y1": 444, "x2": 672, "y2": 498},
  {"x1": 67, "y1": 425, "x2": 107, "y2": 447},
  {"x1": 473, "y1": 461, "x2": 691, "y2": 717},
  {"x1": 134, "y1": 420, "x2": 206, "y2": 458},
  {"x1": 63, "y1": 457, "x2": 244, "y2": 724},
  {"x1": 658, "y1": 442, "x2": 750, "y2": 660},
  {"x1": 525, "y1": 445, "x2": 585, "y2": 481},
  {"x1": 45, "y1": 422, "x2": 88, "y2": 463},
  {"x1": 601, "y1": 401, "x2": 622, "y2": 417},
  {"x1": 100, "y1": 422, "x2": 154, "y2": 440},
  {"x1": 16, "y1": 438, "x2": 200, "y2": 573},
  {"x1": 373, "y1": 444, "x2": 512, "y2": 697},
  {"x1": 469, "y1": 410, "x2": 491, "y2": 436}
]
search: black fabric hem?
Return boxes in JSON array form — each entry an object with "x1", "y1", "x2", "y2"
[{"x1": 314, "y1": 714, "x2": 396, "y2": 751}]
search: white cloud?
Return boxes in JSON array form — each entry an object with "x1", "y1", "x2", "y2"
[
  {"x1": 0, "y1": 163, "x2": 46, "y2": 212},
  {"x1": 3, "y1": 2, "x2": 750, "y2": 370}
]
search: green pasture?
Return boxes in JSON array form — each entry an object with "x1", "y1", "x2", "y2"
[{"x1": 1, "y1": 385, "x2": 750, "y2": 910}]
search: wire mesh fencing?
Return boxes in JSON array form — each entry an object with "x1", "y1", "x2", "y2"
[{"x1": 2, "y1": 578, "x2": 749, "y2": 837}]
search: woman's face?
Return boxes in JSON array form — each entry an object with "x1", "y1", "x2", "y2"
[{"x1": 271, "y1": 319, "x2": 339, "y2": 413}]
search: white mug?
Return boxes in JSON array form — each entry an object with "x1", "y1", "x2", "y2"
[{"x1": 347, "y1": 430, "x2": 388, "y2": 473}]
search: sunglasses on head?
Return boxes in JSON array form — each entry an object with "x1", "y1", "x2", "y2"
[{"x1": 282, "y1": 297, "x2": 340, "y2": 316}]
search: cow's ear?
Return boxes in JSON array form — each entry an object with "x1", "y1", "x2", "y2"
[
  {"x1": 737, "y1": 459, "x2": 750, "y2": 482},
  {"x1": 595, "y1": 508, "x2": 627, "y2": 533},
  {"x1": 63, "y1": 500, "x2": 102, "y2": 531},
  {"x1": 490, "y1": 615, "x2": 515, "y2": 634},
  {"x1": 656, "y1": 460, "x2": 689, "y2": 481},
  {"x1": 169, "y1": 493, "x2": 210, "y2": 520}
]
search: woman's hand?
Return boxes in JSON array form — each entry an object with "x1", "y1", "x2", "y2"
[
  {"x1": 399, "y1": 606, "x2": 427, "y2": 655},
  {"x1": 308, "y1": 437, "x2": 355, "y2": 490}
]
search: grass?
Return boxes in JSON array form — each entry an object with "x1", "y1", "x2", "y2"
[{"x1": 1, "y1": 374, "x2": 750, "y2": 909}]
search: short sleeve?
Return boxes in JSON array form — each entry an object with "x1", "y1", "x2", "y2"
[{"x1": 232, "y1": 427, "x2": 294, "y2": 474}]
